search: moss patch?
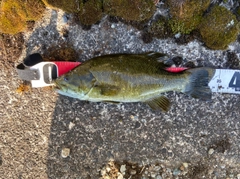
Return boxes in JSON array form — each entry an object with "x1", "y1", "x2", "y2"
[
  {"x1": 77, "y1": 0, "x2": 103, "y2": 25},
  {"x1": 199, "y1": 5, "x2": 239, "y2": 50},
  {"x1": 149, "y1": 15, "x2": 173, "y2": 39},
  {"x1": 235, "y1": 6, "x2": 240, "y2": 21},
  {"x1": 103, "y1": 0, "x2": 156, "y2": 22},
  {"x1": 166, "y1": 0, "x2": 210, "y2": 34},
  {"x1": 42, "y1": 0, "x2": 79, "y2": 13},
  {"x1": 0, "y1": 0, "x2": 45, "y2": 34}
]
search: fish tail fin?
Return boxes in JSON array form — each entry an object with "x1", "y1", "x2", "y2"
[{"x1": 183, "y1": 68, "x2": 215, "y2": 100}]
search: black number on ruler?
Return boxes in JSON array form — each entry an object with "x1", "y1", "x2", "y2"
[{"x1": 228, "y1": 72, "x2": 240, "y2": 91}]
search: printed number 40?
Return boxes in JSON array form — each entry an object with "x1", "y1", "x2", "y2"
[{"x1": 228, "y1": 72, "x2": 240, "y2": 88}]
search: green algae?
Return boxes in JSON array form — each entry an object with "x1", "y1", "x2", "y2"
[{"x1": 199, "y1": 5, "x2": 239, "y2": 50}]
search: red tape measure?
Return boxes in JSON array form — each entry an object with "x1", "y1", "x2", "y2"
[{"x1": 16, "y1": 53, "x2": 81, "y2": 87}]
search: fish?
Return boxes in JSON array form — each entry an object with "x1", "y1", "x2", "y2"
[{"x1": 54, "y1": 52, "x2": 215, "y2": 111}]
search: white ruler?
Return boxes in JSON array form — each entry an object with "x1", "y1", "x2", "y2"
[{"x1": 209, "y1": 69, "x2": 240, "y2": 94}]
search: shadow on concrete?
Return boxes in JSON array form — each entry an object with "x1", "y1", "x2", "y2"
[{"x1": 46, "y1": 92, "x2": 240, "y2": 178}]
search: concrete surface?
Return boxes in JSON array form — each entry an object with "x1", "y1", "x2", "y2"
[{"x1": 1, "y1": 4, "x2": 240, "y2": 179}]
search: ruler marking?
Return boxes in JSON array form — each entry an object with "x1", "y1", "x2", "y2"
[{"x1": 209, "y1": 69, "x2": 240, "y2": 94}]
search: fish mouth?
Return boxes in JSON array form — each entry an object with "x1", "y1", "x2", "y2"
[
  {"x1": 53, "y1": 81, "x2": 69, "y2": 93},
  {"x1": 53, "y1": 80, "x2": 62, "y2": 90},
  {"x1": 55, "y1": 85, "x2": 61, "y2": 90}
]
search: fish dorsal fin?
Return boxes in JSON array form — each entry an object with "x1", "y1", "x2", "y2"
[
  {"x1": 145, "y1": 96, "x2": 170, "y2": 112},
  {"x1": 144, "y1": 52, "x2": 167, "y2": 58},
  {"x1": 144, "y1": 52, "x2": 169, "y2": 62}
]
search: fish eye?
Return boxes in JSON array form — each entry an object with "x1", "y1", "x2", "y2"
[{"x1": 64, "y1": 76, "x2": 69, "y2": 81}]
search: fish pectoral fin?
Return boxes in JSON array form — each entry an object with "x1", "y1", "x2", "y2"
[
  {"x1": 94, "y1": 84, "x2": 120, "y2": 96},
  {"x1": 145, "y1": 96, "x2": 170, "y2": 112}
]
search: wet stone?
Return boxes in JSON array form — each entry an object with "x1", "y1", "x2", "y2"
[
  {"x1": 182, "y1": 162, "x2": 188, "y2": 169},
  {"x1": 173, "y1": 168, "x2": 181, "y2": 176},
  {"x1": 68, "y1": 122, "x2": 75, "y2": 130},
  {"x1": 156, "y1": 175, "x2": 162, "y2": 179},
  {"x1": 171, "y1": 56, "x2": 183, "y2": 66},
  {"x1": 120, "y1": 164, "x2": 126, "y2": 174},
  {"x1": 130, "y1": 169, "x2": 137, "y2": 175},
  {"x1": 61, "y1": 148, "x2": 70, "y2": 158},
  {"x1": 237, "y1": 174, "x2": 240, "y2": 179},
  {"x1": 141, "y1": 31, "x2": 153, "y2": 44},
  {"x1": 208, "y1": 148, "x2": 215, "y2": 155},
  {"x1": 134, "y1": 121, "x2": 141, "y2": 129},
  {"x1": 184, "y1": 61, "x2": 195, "y2": 68}
]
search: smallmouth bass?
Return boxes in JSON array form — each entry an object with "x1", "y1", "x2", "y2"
[{"x1": 54, "y1": 52, "x2": 215, "y2": 111}]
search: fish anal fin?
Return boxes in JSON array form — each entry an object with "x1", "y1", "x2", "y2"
[{"x1": 145, "y1": 96, "x2": 170, "y2": 112}]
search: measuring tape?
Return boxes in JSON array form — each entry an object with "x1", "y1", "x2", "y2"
[
  {"x1": 209, "y1": 69, "x2": 240, "y2": 94},
  {"x1": 16, "y1": 53, "x2": 80, "y2": 87}
]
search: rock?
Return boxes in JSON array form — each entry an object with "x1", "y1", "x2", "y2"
[
  {"x1": 180, "y1": 165, "x2": 185, "y2": 171},
  {"x1": 208, "y1": 148, "x2": 214, "y2": 155},
  {"x1": 237, "y1": 174, "x2": 240, "y2": 179},
  {"x1": 151, "y1": 173, "x2": 157, "y2": 178},
  {"x1": 111, "y1": 24, "x2": 115, "y2": 28},
  {"x1": 117, "y1": 173, "x2": 123, "y2": 179},
  {"x1": 101, "y1": 169, "x2": 106, "y2": 176},
  {"x1": 120, "y1": 164, "x2": 126, "y2": 174},
  {"x1": 182, "y1": 162, "x2": 188, "y2": 168},
  {"x1": 61, "y1": 147, "x2": 70, "y2": 158},
  {"x1": 68, "y1": 122, "x2": 75, "y2": 130},
  {"x1": 173, "y1": 168, "x2": 181, "y2": 176},
  {"x1": 61, "y1": 14, "x2": 69, "y2": 25},
  {"x1": 130, "y1": 169, "x2": 137, "y2": 175},
  {"x1": 171, "y1": 56, "x2": 183, "y2": 66},
  {"x1": 106, "y1": 166, "x2": 111, "y2": 172},
  {"x1": 180, "y1": 162, "x2": 189, "y2": 170}
]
